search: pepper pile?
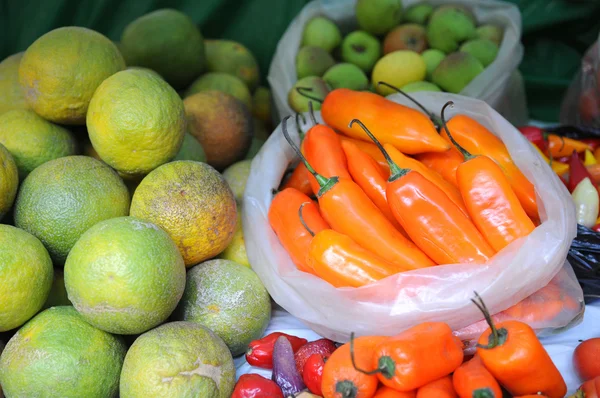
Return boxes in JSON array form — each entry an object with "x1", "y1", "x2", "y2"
[
  {"x1": 269, "y1": 86, "x2": 539, "y2": 288},
  {"x1": 234, "y1": 295, "x2": 600, "y2": 397},
  {"x1": 518, "y1": 125, "x2": 600, "y2": 231}
]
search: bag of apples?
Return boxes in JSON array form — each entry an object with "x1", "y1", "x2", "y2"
[
  {"x1": 268, "y1": 0, "x2": 528, "y2": 126},
  {"x1": 560, "y1": 34, "x2": 600, "y2": 127},
  {"x1": 242, "y1": 90, "x2": 583, "y2": 345}
]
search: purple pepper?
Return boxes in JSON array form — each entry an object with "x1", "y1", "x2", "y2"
[{"x1": 272, "y1": 336, "x2": 306, "y2": 396}]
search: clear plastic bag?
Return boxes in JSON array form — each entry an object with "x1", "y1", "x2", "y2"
[
  {"x1": 560, "y1": 34, "x2": 600, "y2": 127},
  {"x1": 267, "y1": 0, "x2": 528, "y2": 126},
  {"x1": 242, "y1": 92, "x2": 583, "y2": 344}
]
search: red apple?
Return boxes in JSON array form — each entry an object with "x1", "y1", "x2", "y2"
[{"x1": 383, "y1": 23, "x2": 428, "y2": 55}]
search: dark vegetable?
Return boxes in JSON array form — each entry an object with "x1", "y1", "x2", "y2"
[
  {"x1": 568, "y1": 224, "x2": 600, "y2": 303},
  {"x1": 272, "y1": 336, "x2": 306, "y2": 396},
  {"x1": 246, "y1": 332, "x2": 308, "y2": 369},
  {"x1": 294, "y1": 338, "x2": 337, "y2": 377}
]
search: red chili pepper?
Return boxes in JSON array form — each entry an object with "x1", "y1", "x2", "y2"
[
  {"x1": 295, "y1": 338, "x2": 338, "y2": 377},
  {"x1": 246, "y1": 332, "x2": 308, "y2": 369},
  {"x1": 518, "y1": 126, "x2": 547, "y2": 152},
  {"x1": 303, "y1": 353, "x2": 327, "y2": 396},
  {"x1": 593, "y1": 224, "x2": 600, "y2": 233},
  {"x1": 569, "y1": 150, "x2": 597, "y2": 193},
  {"x1": 580, "y1": 138, "x2": 600, "y2": 151},
  {"x1": 232, "y1": 374, "x2": 284, "y2": 398}
]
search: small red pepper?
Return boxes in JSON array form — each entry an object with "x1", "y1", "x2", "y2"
[
  {"x1": 246, "y1": 332, "x2": 308, "y2": 369},
  {"x1": 295, "y1": 338, "x2": 338, "y2": 377},
  {"x1": 232, "y1": 374, "x2": 284, "y2": 398},
  {"x1": 593, "y1": 224, "x2": 600, "y2": 233},
  {"x1": 518, "y1": 126, "x2": 547, "y2": 152},
  {"x1": 303, "y1": 353, "x2": 327, "y2": 396},
  {"x1": 569, "y1": 150, "x2": 598, "y2": 193}
]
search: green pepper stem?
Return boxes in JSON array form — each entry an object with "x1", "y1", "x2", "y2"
[
  {"x1": 348, "y1": 119, "x2": 409, "y2": 182},
  {"x1": 471, "y1": 291, "x2": 507, "y2": 350},
  {"x1": 298, "y1": 202, "x2": 315, "y2": 237},
  {"x1": 295, "y1": 87, "x2": 324, "y2": 104},
  {"x1": 308, "y1": 101, "x2": 318, "y2": 127},
  {"x1": 349, "y1": 332, "x2": 389, "y2": 377},
  {"x1": 281, "y1": 116, "x2": 338, "y2": 197},
  {"x1": 440, "y1": 101, "x2": 473, "y2": 161},
  {"x1": 377, "y1": 81, "x2": 442, "y2": 127},
  {"x1": 295, "y1": 112, "x2": 307, "y2": 139}
]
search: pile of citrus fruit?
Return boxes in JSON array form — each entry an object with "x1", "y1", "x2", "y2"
[{"x1": 0, "y1": 8, "x2": 271, "y2": 397}]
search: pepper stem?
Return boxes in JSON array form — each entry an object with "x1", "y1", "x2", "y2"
[
  {"x1": 281, "y1": 116, "x2": 338, "y2": 197},
  {"x1": 473, "y1": 388, "x2": 495, "y2": 398},
  {"x1": 295, "y1": 112, "x2": 307, "y2": 139},
  {"x1": 377, "y1": 81, "x2": 442, "y2": 127},
  {"x1": 440, "y1": 101, "x2": 474, "y2": 161},
  {"x1": 335, "y1": 380, "x2": 358, "y2": 398},
  {"x1": 308, "y1": 101, "x2": 318, "y2": 127},
  {"x1": 471, "y1": 292, "x2": 508, "y2": 350},
  {"x1": 349, "y1": 332, "x2": 394, "y2": 379},
  {"x1": 348, "y1": 119, "x2": 409, "y2": 182},
  {"x1": 298, "y1": 202, "x2": 315, "y2": 237},
  {"x1": 295, "y1": 87, "x2": 324, "y2": 104}
]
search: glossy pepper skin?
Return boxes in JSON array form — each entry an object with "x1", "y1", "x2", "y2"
[
  {"x1": 281, "y1": 116, "x2": 435, "y2": 271},
  {"x1": 282, "y1": 163, "x2": 313, "y2": 195},
  {"x1": 268, "y1": 188, "x2": 329, "y2": 273},
  {"x1": 341, "y1": 139, "x2": 404, "y2": 231},
  {"x1": 452, "y1": 356, "x2": 502, "y2": 398},
  {"x1": 321, "y1": 88, "x2": 450, "y2": 154},
  {"x1": 473, "y1": 295, "x2": 567, "y2": 398},
  {"x1": 339, "y1": 135, "x2": 391, "y2": 176},
  {"x1": 415, "y1": 147, "x2": 464, "y2": 187},
  {"x1": 307, "y1": 229, "x2": 398, "y2": 288},
  {"x1": 303, "y1": 353, "x2": 327, "y2": 396},
  {"x1": 416, "y1": 375, "x2": 457, "y2": 398},
  {"x1": 547, "y1": 134, "x2": 591, "y2": 158},
  {"x1": 370, "y1": 322, "x2": 464, "y2": 391},
  {"x1": 518, "y1": 126, "x2": 548, "y2": 152},
  {"x1": 232, "y1": 374, "x2": 284, "y2": 398},
  {"x1": 246, "y1": 332, "x2": 308, "y2": 369},
  {"x1": 577, "y1": 375, "x2": 600, "y2": 398},
  {"x1": 440, "y1": 115, "x2": 539, "y2": 220},
  {"x1": 374, "y1": 386, "x2": 416, "y2": 398},
  {"x1": 385, "y1": 143, "x2": 469, "y2": 218},
  {"x1": 303, "y1": 123, "x2": 352, "y2": 195}
]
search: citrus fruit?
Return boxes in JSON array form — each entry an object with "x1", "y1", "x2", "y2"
[
  {"x1": 0, "y1": 144, "x2": 18, "y2": 219},
  {"x1": 120, "y1": 9, "x2": 205, "y2": 89},
  {"x1": 0, "y1": 53, "x2": 27, "y2": 115},
  {"x1": 252, "y1": 86, "x2": 272, "y2": 127},
  {"x1": 222, "y1": 159, "x2": 252, "y2": 203},
  {"x1": 185, "y1": 72, "x2": 252, "y2": 110},
  {"x1": 218, "y1": 212, "x2": 250, "y2": 268},
  {"x1": 174, "y1": 132, "x2": 206, "y2": 163},
  {"x1": 0, "y1": 225, "x2": 53, "y2": 332},
  {"x1": 64, "y1": 216, "x2": 186, "y2": 334},
  {"x1": 130, "y1": 160, "x2": 237, "y2": 267},
  {"x1": 184, "y1": 91, "x2": 253, "y2": 171},
  {"x1": 0, "y1": 306, "x2": 126, "y2": 397},
  {"x1": 43, "y1": 269, "x2": 72, "y2": 309},
  {"x1": 173, "y1": 259, "x2": 271, "y2": 356},
  {"x1": 0, "y1": 109, "x2": 77, "y2": 179},
  {"x1": 120, "y1": 321, "x2": 235, "y2": 398},
  {"x1": 14, "y1": 156, "x2": 130, "y2": 264},
  {"x1": 19, "y1": 26, "x2": 125, "y2": 125},
  {"x1": 87, "y1": 69, "x2": 186, "y2": 177},
  {"x1": 205, "y1": 40, "x2": 260, "y2": 91}
]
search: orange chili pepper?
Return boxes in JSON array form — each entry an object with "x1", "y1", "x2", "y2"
[
  {"x1": 303, "y1": 123, "x2": 353, "y2": 195},
  {"x1": 374, "y1": 386, "x2": 416, "y2": 398},
  {"x1": 533, "y1": 144, "x2": 570, "y2": 176},
  {"x1": 384, "y1": 144, "x2": 469, "y2": 218},
  {"x1": 299, "y1": 204, "x2": 397, "y2": 288},
  {"x1": 321, "y1": 335, "x2": 388, "y2": 398},
  {"x1": 440, "y1": 115, "x2": 539, "y2": 221},
  {"x1": 268, "y1": 188, "x2": 329, "y2": 274},
  {"x1": 320, "y1": 88, "x2": 450, "y2": 154},
  {"x1": 339, "y1": 135, "x2": 390, "y2": 176},
  {"x1": 416, "y1": 375, "x2": 457, "y2": 398},
  {"x1": 452, "y1": 356, "x2": 502, "y2": 398},
  {"x1": 282, "y1": 163, "x2": 313, "y2": 195},
  {"x1": 356, "y1": 323, "x2": 463, "y2": 392},
  {"x1": 341, "y1": 139, "x2": 404, "y2": 232},
  {"x1": 281, "y1": 117, "x2": 435, "y2": 272},
  {"x1": 501, "y1": 283, "x2": 578, "y2": 324},
  {"x1": 414, "y1": 147, "x2": 464, "y2": 187},
  {"x1": 547, "y1": 134, "x2": 591, "y2": 158},
  {"x1": 472, "y1": 294, "x2": 567, "y2": 398},
  {"x1": 350, "y1": 119, "x2": 495, "y2": 265},
  {"x1": 441, "y1": 103, "x2": 536, "y2": 252}
]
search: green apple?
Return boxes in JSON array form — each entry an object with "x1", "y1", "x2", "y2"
[
  {"x1": 427, "y1": 6, "x2": 476, "y2": 53},
  {"x1": 460, "y1": 39, "x2": 499, "y2": 67},
  {"x1": 476, "y1": 24, "x2": 504, "y2": 47},
  {"x1": 432, "y1": 52, "x2": 484, "y2": 93},
  {"x1": 323, "y1": 63, "x2": 369, "y2": 90},
  {"x1": 404, "y1": 4, "x2": 434, "y2": 25},
  {"x1": 341, "y1": 31, "x2": 381, "y2": 73},
  {"x1": 301, "y1": 17, "x2": 342, "y2": 53},
  {"x1": 355, "y1": 0, "x2": 403, "y2": 36},
  {"x1": 421, "y1": 49, "x2": 446, "y2": 80},
  {"x1": 288, "y1": 76, "x2": 330, "y2": 113},
  {"x1": 295, "y1": 46, "x2": 335, "y2": 79}
]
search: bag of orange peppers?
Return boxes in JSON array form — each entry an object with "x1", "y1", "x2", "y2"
[{"x1": 242, "y1": 89, "x2": 583, "y2": 344}]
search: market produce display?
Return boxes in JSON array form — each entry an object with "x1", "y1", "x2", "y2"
[
  {"x1": 0, "y1": 7, "x2": 274, "y2": 398},
  {"x1": 287, "y1": 1, "x2": 504, "y2": 114}
]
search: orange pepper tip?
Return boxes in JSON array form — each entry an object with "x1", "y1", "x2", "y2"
[
  {"x1": 376, "y1": 81, "x2": 440, "y2": 125},
  {"x1": 295, "y1": 86, "x2": 324, "y2": 104},
  {"x1": 471, "y1": 292, "x2": 507, "y2": 349},
  {"x1": 349, "y1": 332, "x2": 395, "y2": 379}
]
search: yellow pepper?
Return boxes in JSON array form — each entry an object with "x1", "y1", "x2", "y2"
[
  {"x1": 584, "y1": 149, "x2": 597, "y2": 166},
  {"x1": 533, "y1": 144, "x2": 570, "y2": 176}
]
